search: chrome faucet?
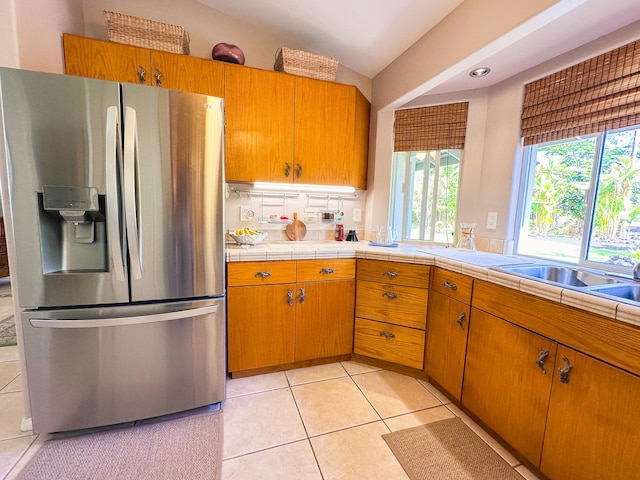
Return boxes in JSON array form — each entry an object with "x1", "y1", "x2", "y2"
[{"x1": 634, "y1": 261, "x2": 640, "y2": 281}]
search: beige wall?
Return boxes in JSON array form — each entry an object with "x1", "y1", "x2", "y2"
[
  {"x1": 368, "y1": 1, "x2": 640, "y2": 253},
  {"x1": 0, "y1": 1, "x2": 20, "y2": 68},
  {"x1": 79, "y1": 0, "x2": 371, "y2": 98}
]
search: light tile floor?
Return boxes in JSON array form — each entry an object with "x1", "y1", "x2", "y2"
[
  {"x1": 0, "y1": 355, "x2": 543, "y2": 479},
  {"x1": 222, "y1": 362, "x2": 542, "y2": 480}
]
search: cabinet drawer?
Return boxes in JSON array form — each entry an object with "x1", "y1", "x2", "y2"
[
  {"x1": 354, "y1": 318, "x2": 425, "y2": 369},
  {"x1": 297, "y1": 259, "x2": 355, "y2": 282},
  {"x1": 357, "y1": 260, "x2": 430, "y2": 288},
  {"x1": 431, "y1": 268, "x2": 473, "y2": 304},
  {"x1": 355, "y1": 280, "x2": 428, "y2": 330},
  {"x1": 227, "y1": 261, "x2": 296, "y2": 286}
]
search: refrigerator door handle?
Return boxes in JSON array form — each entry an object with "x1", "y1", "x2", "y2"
[
  {"x1": 105, "y1": 106, "x2": 126, "y2": 282},
  {"x1": 28, "y1": 304, "x2": 219, "y2": 329},
  {"x1": 123, "y1": 106, "x2": 142, "y2": 280}
]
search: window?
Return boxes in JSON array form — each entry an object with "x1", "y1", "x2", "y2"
[
  {"x1": 391, "y1": 102, "x2": 468, "y2": 243},
  {"x1": 516, "y1": 125, "x2": 640, "y2": 271},
  {"x1": 390, "y1": 149, "x2": 461, "y2": 243}
]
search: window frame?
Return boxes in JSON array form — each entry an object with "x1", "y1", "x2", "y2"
[
  {"x1": 390, "y1": 149, "x2": 462, "y2": 245},
  {"x1": 515, "y1": 126, "x2": 638, "y2": 275}
]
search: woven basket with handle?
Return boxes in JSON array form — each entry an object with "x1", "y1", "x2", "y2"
[
  {"x1": 274, "y1": 47, "x2": 338, "y2": 81},
  {"x1": 103, "y1": 11, "x2": 190, "y2": 55}
]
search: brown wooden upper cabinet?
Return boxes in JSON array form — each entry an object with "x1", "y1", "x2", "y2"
[
  {"x1": 62, "y1": 34, "x2": 224, "y2": 97},
  {"x1": 63, "y1": 34, "x2": 369, "y2": 189},
  {"x1": 224, "y1": 64, "x2": 295, "y2": 183},
  {"x1": 294, "y1": 77, "x2": 369, "y2": 189},
  {"x1": 225, "y1": 72, "x2": 369, "y2": 189}
]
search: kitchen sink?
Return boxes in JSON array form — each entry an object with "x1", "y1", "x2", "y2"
[
  {"x1": 497, "y1": 265, "x2": 625, "y2": 287},
  {"x1": 588, "y1": 283, "x2": 640, "y2": 302}
]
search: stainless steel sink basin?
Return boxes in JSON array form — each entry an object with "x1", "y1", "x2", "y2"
[
  {"x1": 498, "y1": 265, "x2": 624, "y2": 287},
  {"x1": 588, "y1": 283, "x2": 640, "y2": 302}
]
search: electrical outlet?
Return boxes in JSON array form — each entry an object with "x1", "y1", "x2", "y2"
[
  {"x1": 487, "y1": 211, "x2": 498, "y2": 230},
  {"x1": 240, "y1": 205, "x2": 253, "y2": 222},
  {"x1": 353, "y1": 208, "x2": 362, "y2": 223}
]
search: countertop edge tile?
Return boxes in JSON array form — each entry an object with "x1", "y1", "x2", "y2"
[
  {"x1": 461, "y1": 264, "x2": 489, "y2": 280},
  {"x1": 560, "y1": 288, "x2": 618, "y2": 319},
  {"x1": 486, "y1": 269, "x2": 522, "y2": 290},
  {"x1": 434, "y1": 257, "x2": 463, "y2": 273},
  {"x1": 615, "y1": 302, "x2": 640, "y2": 327},
  {"x1": 518, "y1": 278, "x2": 563, "y2": 303}
]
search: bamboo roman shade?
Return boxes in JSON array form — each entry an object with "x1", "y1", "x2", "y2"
[
  {"x1": 394, "y1": 102, "x2": 469, "y2": 152},
  {"x1": 521, "y1": 38, "x2": 640, "y2": 146}
]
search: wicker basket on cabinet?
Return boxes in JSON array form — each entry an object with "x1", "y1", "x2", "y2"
[
  {"x1": 274, "y1": 47, "x2": 338, "y2": 81},
  {"x1": 103, "y1": 10, "x2": 190, "y2": 55}
]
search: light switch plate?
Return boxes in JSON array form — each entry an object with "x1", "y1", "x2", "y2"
[
  {"x1": 487, "y1": 211, "x2": 498, "y2": 230},
  {"x1": 353, "y1": 208, "x2": 362, "y2": 223}
]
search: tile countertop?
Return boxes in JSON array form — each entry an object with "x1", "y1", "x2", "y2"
[{"x1": 226, "y1": 241, "x2": 640, "y2": 328}]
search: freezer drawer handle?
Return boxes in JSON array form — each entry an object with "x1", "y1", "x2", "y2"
[{"x1": 29, "y1": 304, "x2": 218, "y2": 329}]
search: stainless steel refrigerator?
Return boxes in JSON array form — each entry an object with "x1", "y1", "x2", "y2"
[{"x1": 0, "y1": 67, "x2": 226, "y2": 434}]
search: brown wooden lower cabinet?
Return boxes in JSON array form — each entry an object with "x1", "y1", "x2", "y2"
[
  {"x1": 425, "y1": 291, "x2": 471, "y2": 400},
  {"x1": 540, "y1": 345, "x2": 640, "y2": 480},
  {"x1": 462, "y1": 307, "x2": 557, "y2": 466},
  {"x1": 295, "y1": 279, "x2": 355, "y2": 361},
  {"x1": 227, "y1": 259, "x2": 355, "y2": 374},
  {"x1": 227, "y1": 283, "x2": 296, "y2": 372}
]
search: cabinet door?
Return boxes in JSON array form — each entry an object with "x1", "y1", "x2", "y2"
[
  {"x1": 424, "y1": 291, "x2": 470, "y2": 400},
  {"x1": 227, "y1": 284, "x2": 296, "y2": 372},
  {"x1": 294, "y1": 78, "x2": 355, "y2": 186},
  {"x1": 150, "y1": 51, "x2": 224, "y2": 96},
  {"x1": 462, "y1": 308, "x2": 556, "y2": 466},
  {"x1": 352, "y1": 90, "x2": 370, "y2": 190},
  {"x1": 63, "y1": 34, "x2": 151, "y2": 85},
  {"x1": 225, "y1": 64, "x2": 295, "y2": 183},
  {"x1": 295, "y1": 280, "x2": 355, "y2": 361},
  {"x1": 541, "y1": 346, "x2": 640, "y2": 480}
]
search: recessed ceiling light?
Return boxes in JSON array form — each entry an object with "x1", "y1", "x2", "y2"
[{"x1": 469, "y1": 67, "x2": 491, "y2": 78}]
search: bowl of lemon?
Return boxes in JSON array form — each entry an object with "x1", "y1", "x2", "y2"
[{"x1": 229, "y1": 228, "x2": 268, "y2": 246}]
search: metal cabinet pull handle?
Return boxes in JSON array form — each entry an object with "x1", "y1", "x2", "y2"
[
  {"x1": 379, "y1": 331, "x2": 395, "y2": 340},
  {"x1": 285, "y1": 162, "x2": 291, "y2": 177},
  {"x1": 320, "y1": 268, "x2": 334, "y2": 275},
  {"x1": 558, "y1": 356, "x2": 573, "y2": 384},
  {"x1": 383, "y1": 271, "x2": 398, "y2": 278},
  {"x1": 299, "y1": 287, "x2": 306, "y2": 303},
  {"x1": 295, "y1": 163, "x2": 303, "y2": 178},
  {"x1": 137, "y1": 66, "x2": 146, "y2": 84},
  {"x1": 154, "y1": 68, "x2": 162, "y2": 86},
  {"x1": 536, "y1": 349, "x2": 550, "y2": 374},
  {"x1": 382, "y1": 291, "x2": 398, "y2": 299},
  {"x1": 254, "y1": 271, "x2": 271, "y2": 278},
  {"x1": 443, "y1": 280, "x2": 458, "y2": 290},
  {"x1": 456, "y1": 312, "x2": 466, "y2": 330},
  {"x1": 287, "y1": 290, "x2": 294, "y2": 306}
]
